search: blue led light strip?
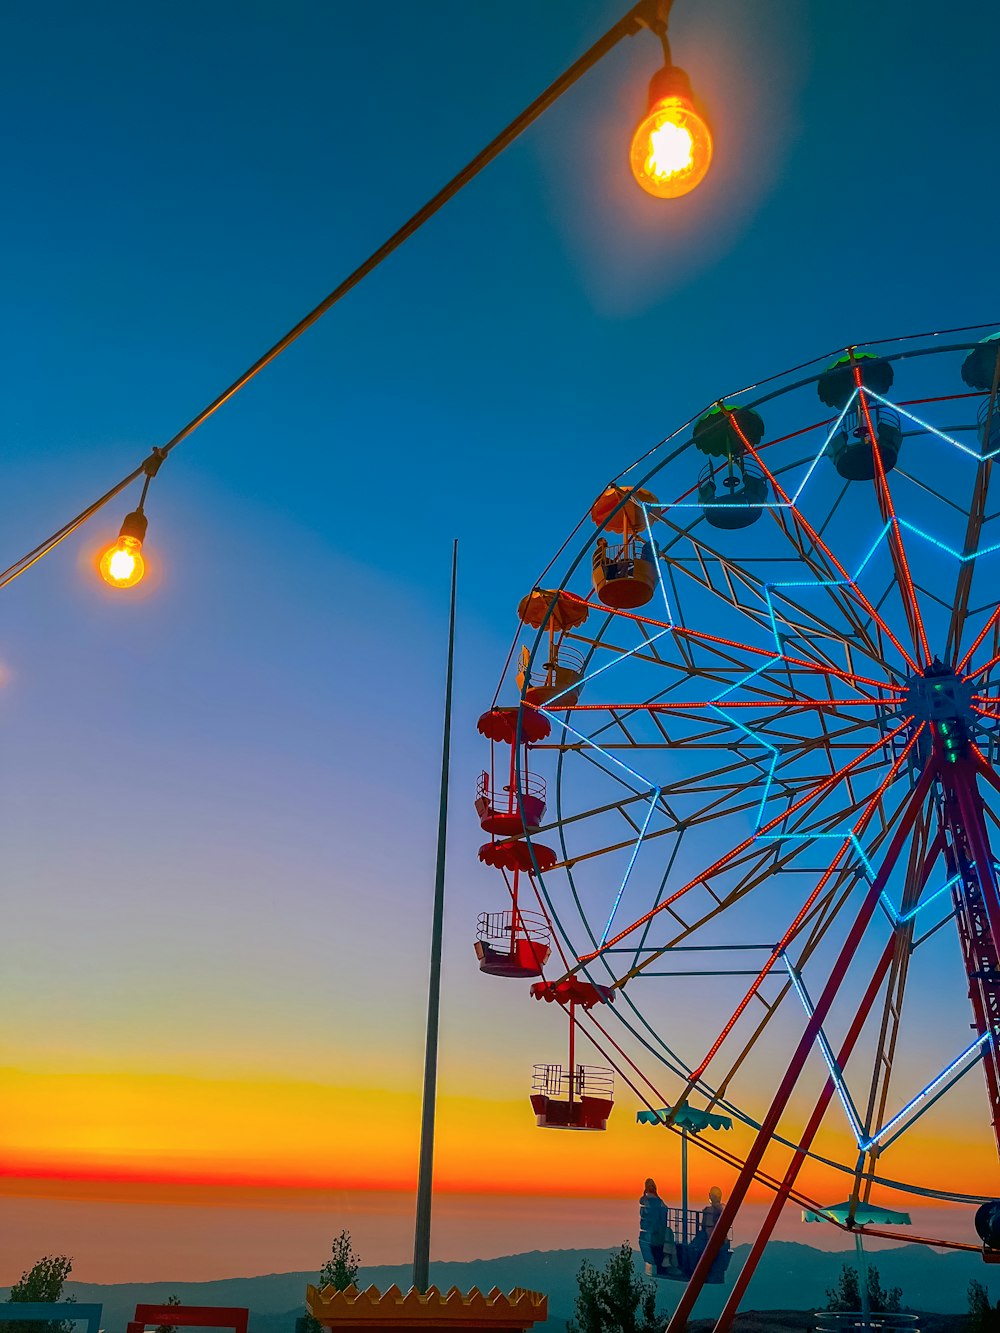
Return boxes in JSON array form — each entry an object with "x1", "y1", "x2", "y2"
[
  {"x1": 879, "y1": 874, "x2": 961, "y2": 927},
  {"x1": 867, "y1": 388, "x2": 999, "y2": 463},
  {"x1": 861, "y1": 1032, "x2": 992, "y2": 1151},
  {"x1": 542, "y1": 625, "x2": 675, "y2": 708},
  {"x1": 642, "y1": 504, "x2": 673, "y2": 622},
  {"x1": 783, "y1": 954, "x2": 866, "y2": 1144},
  {"x1": 601, "y1": 790, "x2": 661, "y2": 946},
  {"x1": 539, "y1": 709, "x2": 650, "y2": 789},
  {"x1": 786, "y1": 943, "x2": 993, "y2": 1152}
]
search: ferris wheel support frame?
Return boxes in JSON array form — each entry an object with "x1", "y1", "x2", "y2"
[
  {"x1": 712, "y1": 934, "x2": 899, "y2": 1327},
  {"x1": 668, "y1": 749, "x2": 1000, "y2": 1332},
  {"x1": 664, "y1": 761, "x2": 934, "y2": 1333}
]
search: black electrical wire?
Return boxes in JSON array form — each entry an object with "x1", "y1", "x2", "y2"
[{"x1": 0, "y1": 0, "x2": 667, "y2": 592}]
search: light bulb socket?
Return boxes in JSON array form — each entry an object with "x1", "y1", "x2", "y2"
[
  {"x1": 647, "y1": 63, "x2": 693, "y2": 109},
  {"x1": 118, "y1": 509, "x2": 148, "y2": 543}
]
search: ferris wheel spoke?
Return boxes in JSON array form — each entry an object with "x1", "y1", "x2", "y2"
[
  {"x1": 629, "y1": 714, "x2": 922, "y2": 975},
  {"x1": 856, "y1": 804, "x2": 938, "y2": 1203},
  {"x1": 539, "y1": 734, "x2": 890, "y2": 878},
  {"x1": 958, "y1": 605, "x2": 1000, "y2": 674},
  {"x1": 548, "y1": 698, "x2": 900, "y2": 713},
  {"x1": 708, "y1": 869, "x2": 863, "y2": 1107},
  {"x1": 672, "y1": 626, "x2": 904, "y2": 695},
  {"x1": 724, "y1": 407, "x2": 921, "y2": 673},
  {"x1": 655, "y1": 509, "x2": 892, "y2": 677},
  {"x1": 574, "y1": 716, "x2": 913, "y2": 964},
  {"x1": 761, "y1": 529, "x2": 890, "y2": 666},
  {"x1": 560, "y1": 759, "x2": 892, "y2": 963},
  {"x1": 946, "y1": 364, "x2": 1000, "y2": 662},
  {"x1": 654, "y1": 823, "x2": 859, "y2": 964},
  {"x1": 857, "y1": 386, "x2": 933, "y2": 665},
  {"x1": 627, "y1": 767, "x2": 906, "y2": 985},
  {"x1": 563, "y1": 595, "x2": 908, "y2": 696},
  {"x1": 666, "y1": 727, "x2": 925, "y2": 1124},
  {"x1": 658, "y1": 516, "x2": 895, "y2": 678}
]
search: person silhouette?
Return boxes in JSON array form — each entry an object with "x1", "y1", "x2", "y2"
[
  {"x1": 688, "y1": 1186, "x2": 726, "y2": 1269},
  {"x1": 638, "y1": 1177, "x2": 677, "y2": 1272},
  {"x1": 702, "y1": 1185, "x2": 724, "y2": 1235}
]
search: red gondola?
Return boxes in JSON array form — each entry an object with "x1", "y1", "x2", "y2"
[
  {"x1": 529, "y1": 976, "x2": 615, "y2": 1130},
  {"x1": 530, "y1": 1063, "x2": 614, "y2": 1130},
  {"x1": 475, "y1": 906, "x2": 551, "y2": 978},
  {"x1": 478, "y1": 839, "x2": 557, "y2": 873},
  {"x1": 475, "y1": 769, "x2": 546, "y2": 835}
]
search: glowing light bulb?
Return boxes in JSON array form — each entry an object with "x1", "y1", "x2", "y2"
[
  {"x1": 99, "y1": 510, "x2": 148, "y2": 589},
  {"x1": 630, "y1": 67, "x2": 712, "y2": 200}
]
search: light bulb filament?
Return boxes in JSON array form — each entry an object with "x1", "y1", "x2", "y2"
[
  {"x1": 646, "y1": 117, "x2": 694, "y2": 180},
  {"x1": 99, "y1": 533, "x2": 145, "y2": 589},
  {"x1": 630, "y1": 92, "x2": 713, "y2": 200}
]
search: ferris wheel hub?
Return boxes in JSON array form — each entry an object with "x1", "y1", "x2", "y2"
[
  {"x1": 899, "y1": 661, "x2": 980, "y2": 766},
  {"x1": 901, "y1": 660, "x2": 975, "y2": 726}
]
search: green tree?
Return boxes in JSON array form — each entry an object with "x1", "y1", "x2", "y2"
[
  {"x1": 318, "y1": 1232, "x2": 361, "y2": 1292},
  {"x1": 968, "y1": 1279, "x2": 1000, "y2": 1332},
  {"x1": 825, "y1": 1263, "x2": 902, "y2": 1314},
  {"x1": 301, "y1": 1230, "x2": 362, "y2": 1333},
  {"x1": 155, "y1": 1294, "x2": 182, "y2": 1333},
  {"x1": 566, "y1": 1243, "x2": 662, "y2": 1333},
  {"x1": 6, "y1": 1255, "x2": 76, "y2": 1333}
]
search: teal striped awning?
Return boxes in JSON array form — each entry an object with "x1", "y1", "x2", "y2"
[
  {"x1": 636, "y1": 1105, "x2": 733, "y2": 1132},
  {"x1": 802, "y1": 1201, "x2": 912, "y2": 1226}
]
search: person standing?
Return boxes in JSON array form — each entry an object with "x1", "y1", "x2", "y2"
[
  {"x1": 702, "y1": 1185, "x2": 724, "y2": 1235},
  {"x1": 639, "y1": 1178, "x2": 677, "y2": 1272}
]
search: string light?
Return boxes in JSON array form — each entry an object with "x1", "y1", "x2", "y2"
[
  {"x1": 631, "y1": 65, "x2": 712, "y2": 198},
  {"x1": 99, "y1": 510, "x2": 147, "y2": 589},
  {"x1": 96, "y1": 448, "x2": 164, "y2": 591},
  {"x1": 630, "y1": 4, "x2": 712, "y2": 198},
  {"x1": 0, "y1": 1, "x2": 724, "y2": 593}
]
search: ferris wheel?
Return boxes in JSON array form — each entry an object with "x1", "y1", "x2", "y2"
[{"x1": 473, "y1": 324, "x2": 1000, "y2": 1328}]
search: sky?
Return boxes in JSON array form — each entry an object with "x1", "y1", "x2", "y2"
[{"x1": 0, "y1": 0, "x2": 999, "y2": 1295}]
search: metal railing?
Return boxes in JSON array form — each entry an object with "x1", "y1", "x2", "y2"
[
  {"x1": 532, "y1": 1063, "x2": 614, "y2": 1099},
  {"x1": 698, "y1": 457, "x2": 767, "y2": 499},
  {"x1": 839, "y1": 403, "x2": 902, "y2": 442},
  {"x1": 814, "y1": 1313, "x2": 919, "y2": 1332},
  {"x1": 593, "y1": 537, "x2": 656, "y2": 565},
  {"x1": 477, "y1": 909, "x2": 550, "y2": 945},
  {"x1": 476, "y1": 770, "x2": 546, "y2": 807},
  {"x1": 520, "y1": 641, "x2": 586, "y2": 682}
]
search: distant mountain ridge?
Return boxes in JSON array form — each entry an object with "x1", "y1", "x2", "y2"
[{"x1": 2, "y1": 1243, "x2": 987, "y2": 1333}]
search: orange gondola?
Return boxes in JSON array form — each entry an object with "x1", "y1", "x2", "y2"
[{"x1": 590, "y1": 485, "x2": 660, "y2": 609}]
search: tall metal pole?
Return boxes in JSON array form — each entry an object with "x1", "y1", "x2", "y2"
[
  {"x1": 680, "y1": 1128, "x2": 689, "y2": 1251},
  {"x1": 412, "y1": 540, "x2": 458, "y2": 1293},
  {"x1": 855, "y1": 1231, "x2": 871, "y2": 1329}
]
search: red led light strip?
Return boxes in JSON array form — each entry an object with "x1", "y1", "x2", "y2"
[
  {"x1": 576, "y1": 715, "x2": 914, "y2": 963},
  {"x1": 685, "y1": 726, "x2": 922, "y2": 1084}
]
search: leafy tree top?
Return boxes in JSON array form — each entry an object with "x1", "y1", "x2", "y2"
[
  {"x1": 6, "y1": 1256, "x2": 76, "y2": 1333},
  {"x1": 319, "y1": 1231, "x2": 361, "y2": 1292},
  {"x1": 9, "y1": 1257, "x2": 74, "y2": 1306},
  {"x1": 825, "y1": 1262, "x2": 901, "y2": 1314},
  {"x1": 566, "y1": 1243, "x2": 662, "y2": 1333}
]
